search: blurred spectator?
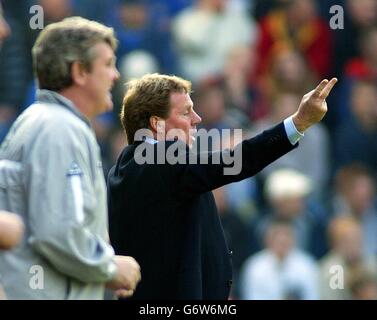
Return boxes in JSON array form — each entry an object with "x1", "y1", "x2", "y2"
[
  {"x1": 111, "y1": 0, "x2": 178, "y2": 75},
  {"x1": 119, "y1": 50, "x2": 159, "y2": 81},
  {"x1": 336, "y1": 27, "x2": 377, "y2": 122},
  {"x1": 255, "y1": 0, "x2": 332, "y2": 79},
  {"x1": 334, "y1": 80, "x2": 377, "y2": 172},
  {"x1": 212, "y1": 186, "x2": 253, "y2": 299},
  {"x1": 0, "y1": 2, "x2": 31, "y2": 142},
  {"x1": 226, "y1": 0, "x2": 250, "y2": 13},
  {"x1": 332, "y1": 164, "x2": 377, "y2": 257},
  {"x1": 172, "y1": 0, "x2": 257, "y2": 83},
  {"x1": 112, "y1": 49, "x2": 159, "y2": 113},
  {"x1": 344, "y1": 27, "x2": 377, "y2": 80},
  {"x1": 345, "y1": 0, "x2": 377, "y2": 28},
  {"x1": 38, "y1": 0, "x2": 73, "y2": 24},
  {"x1": 336, "y1": 27, "x2": 377, "y2": 124},
  {"x1": 146, "y1": 0, "x2": 193, "y2": 17},
  {"x1": 74, "y1": 0, "x2": 119, "y2": 23},
  {"x1": 193, "y1": 82, "x2": 229, "y2": 130},
  {"x1": 241, "y1": 219, "x2": 319, "y2": 300},
  {"x1": 261, "y1": 49, "x2": 316, "y2": 100},
  {"x1": 253, "y1": 92, "x2": 330, "y2": 196},
  {"x1": 95, "y1": 123, "x2": 128, "y2": 177},
  {"x1": 252, "y1": 0, "x2": 290, "y2": 21},
  {"x1": 333, "y1": 0, "x2": 377, "y2": 76},
  {"x1": 108, "y1": 127, "x2": 128, "y2": 165},
  {"x1": 222, "y1": 45, "x2": 269, "y2": 124},
  {"x1": 19, "y1": 0, "x2": 76, "y2": 110},
  {"x1": 251, "y1": 0, "x2": 336, "y2": 21},
  {"x1": 92, "y1": 113, "x2": 116, "y2": 177},
  {"x1": 253, "y1": 169, "x2": 328, "y2": 258},
  {"x1": 0, "y1": 3, "x2": 9, "y2": 46},
  {"x1": 1, "y1": 0, "x2": 35, "y2": 36},
  {"x1": 319, "y1": 216, "x2": 377, "y2": 299},
  {"x1": 349, "y1": 268, "x2": 377, "y2": 300}
]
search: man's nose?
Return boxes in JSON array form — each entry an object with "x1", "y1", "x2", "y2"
[
  {"x1": 192, "y1": 111, "x2": 202, "y2": 125},
  {"x1": 113, "y1": 68, "x2": 120, "y2": 81}
]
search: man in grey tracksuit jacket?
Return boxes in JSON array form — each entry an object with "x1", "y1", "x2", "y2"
[
  {"x1": 0, "y1": 17, "x2": 141, "y2": 299},
  {"x1": 0, "y1": 90, "x2": 117, "y2": 299}
]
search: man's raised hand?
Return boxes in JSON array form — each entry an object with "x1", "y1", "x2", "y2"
[{"x1": 292, "y1": 78, "x2": 338, "y2": 133}]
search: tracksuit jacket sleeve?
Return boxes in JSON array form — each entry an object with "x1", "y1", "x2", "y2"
[
  {"x1": 25, "y1": 121, "x2": 117, "y2": 283},
  {"x1": 158, "y1": 122, "x2": 298, "y2": 199}
]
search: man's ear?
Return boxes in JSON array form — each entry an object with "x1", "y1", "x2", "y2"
[
  {"x1": 149, "y1": 116, "x2": 160, "y2": 133},
  {"x1": 150, "y1": 116, "x2": 166, "y2": 140},
  {"x1": 71, "y1": 61, "x2": 87, "y2": 86}
]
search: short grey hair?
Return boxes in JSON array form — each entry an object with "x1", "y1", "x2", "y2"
[{"x1": 32, "y1": 16, "x2": 117, "y2": 91}]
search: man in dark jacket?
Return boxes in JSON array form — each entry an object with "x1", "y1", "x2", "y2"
[{"x1": 107, "y1": 73, "x2": 337, "y2": 299}]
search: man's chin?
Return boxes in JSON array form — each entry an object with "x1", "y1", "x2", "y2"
[
  {"x1": 104, "y1": 100, "x2": 113, "y2": 113},
  {"x1": 104, "y1": 92, "x2": 114, "y2": 111},
  {"x1": 95, "y1": 102, "x2": 113, "y2": 118},
  {"x1": 188, "y1": 136, "x2": 196, "y2": 149}
]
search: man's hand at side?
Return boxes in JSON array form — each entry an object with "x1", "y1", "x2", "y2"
[
  {"x1": 106, "y1": 256, "x2": 141, "y2": 298},
  {"x1": 0, "y1": 211, "x2": 24, "y2": 250},
  {"x1": 292, "y1": 78, "x2": 338, "y2": 133}
]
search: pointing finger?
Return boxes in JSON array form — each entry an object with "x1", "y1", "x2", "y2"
[
  {"x1": 313, "y1": 79, "x2": 329, "y2": 98},
  {"x1": 319, "y1": 77, "x2": 338, "y2": 99}
]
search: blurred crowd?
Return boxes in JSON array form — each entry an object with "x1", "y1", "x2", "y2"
[{"x1": 0, "y1": 0, "x2": 377, "y2": 300}]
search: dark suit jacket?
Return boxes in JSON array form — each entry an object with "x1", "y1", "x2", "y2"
[{"x1": 107, "y1": 122, "x2": 297, "y2": 299}]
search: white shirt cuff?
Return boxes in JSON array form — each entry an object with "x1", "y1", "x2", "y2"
[{"x1": 284, "y1": 116, "x2": 304, "y2": 145}]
